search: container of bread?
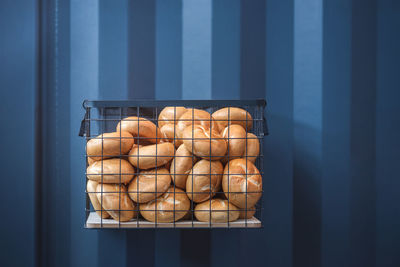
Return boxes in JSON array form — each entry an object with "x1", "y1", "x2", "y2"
[{"x1": 80, "y1": 100, "x2": 267, "y2": 228}]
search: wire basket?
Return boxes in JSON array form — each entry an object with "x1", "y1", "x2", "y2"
[{"x1": 79, "y1": 100, "x2": 267, "y2": 229}]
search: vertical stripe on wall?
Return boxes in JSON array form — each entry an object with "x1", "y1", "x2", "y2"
[
  {"x1": 321, "y1": 1, "x2": 351, "y2": 267},
  {"x1": 70, "y1": 1, "x2": 99, "y2": 266},
  {"x1": 238, "y1": 0, "x2": 267, "y2": 266},
  {"x1": 265, "y1": 0, "x2": 293, "y2": 266},
  {"x1": 0, "y1": 1, "x2": 35, "y2": 266},
  {"x1": 210, "y1": 1, "x2": 241, "y2": 264},
  {"x1": 126, "y1": 1, "x2": 157, "y2": 266},
  {"x1": 181, "y1": 1, "x2": 212, "y2": 266},
  {"x1": 293, "y1": 0, "x2": 323, "y2": 266},
  {"x1": 97, "y1": 0, "x2": 131, "y2": 254},
  {"x1": 97, "y1": 3, "x2": 129, "y2": 266},
  {"x1": 182, "y1": 0, "x2": 212, "y2": 99},
  {"x1": 99, "y1": 0, "x2": 128, "y2": 99},
  {"x1": 42, "y1": 0, "x2": 72, "y2": 266},
  {"x1": 155, "y1": 0, "x2": 182, "y2": 100},
  {"x1": 97, "y1": 0, "x2": 131, "y2": 255},
  {"x1": 350, "y1": 1, "x2": 376, "y2": 266},
  {"x1": 128, "y1": 0, "x2": 156, "y2": 99},
  {"x1": 240, "y1": 0, "x2": 266, "y2": 99},
  {"x1": 154, "y1": 1, "x2": 182, "y2": 266},
  {"x1": 212, "y1": 0, "x2": 240, "y2": 99},
  {"x1": 376, "y1": 1, "x2": 400, "y2": 266}
]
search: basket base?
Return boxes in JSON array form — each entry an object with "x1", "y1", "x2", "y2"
[{"x1": 85, "y1": 212, "x2": 262, "y2": 229}]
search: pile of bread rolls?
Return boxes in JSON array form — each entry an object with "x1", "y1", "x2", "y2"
[{"x1": 86, "y1": 107, "x2": 262, "y2": 224}]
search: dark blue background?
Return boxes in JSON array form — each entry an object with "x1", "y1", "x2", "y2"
[{"x1": 0, "y1": 0, "x2": 399, "y2": 266}]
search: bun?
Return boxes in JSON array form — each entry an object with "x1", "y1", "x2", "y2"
[
  {"x1": 222, "y1": 159, "x2": 262, "y2": 208},
  {"x1": 186, "y1": 160, "x2": 223, "y2": 203},
  {"x1": 140, "y1": 187, "x2": 190, "y2": 222},
  {"x1": 128, "y1": 168, "x2": 171, "y2": 203},
  {"x1": 86, "y1": 131, "x2": 134, "y2": 161},
  {"x1": 158, "y1": 107, "x2": 187, "y2": 127},
  {"x1": 176, "y1": 109, "x2": 219, "y2": 138},
  {"x1": 243, "y1": 133, "x2": 259, "y2": 163},
  {"x1": 182, "y1": 125, "x2": 227, "y2": 160},
  {"x1": 170, "y1": 144, "x2": 197, "y2": 189},
  {"x1": 160, "y1": 123, "x2": 182, "y2": 147},
  {"x1": 96, "y1": 183, "x2": 137, "y2": 222},
  {"x1": 128, "y1": 143, "x2": 175, "y2": 170},
  {"x1": 194, "y1": 199, "x2": 239, "y2": 222},
  {"x1": 117, "y1": 116, "x2": 162, "y2": 144},
  {"x1": 86, "y1": 158, "x2": 135, "y2": 184},
  {"x1": 212, "y1": 107, "x2": 253, "y2": 131},
  {"x1": 221, "y1": 125, "x2": 247, "y2": 159},
  {"x1": 239, "y1": 206, "x2": 256, "y2": 219},
  {"x1": 87, "y1": 180, "x2": 110, "y2": 218}
]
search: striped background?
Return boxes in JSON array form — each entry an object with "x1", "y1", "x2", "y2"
[{"x1": 1, "y1": 0, "x2": 399, "y2": 266}]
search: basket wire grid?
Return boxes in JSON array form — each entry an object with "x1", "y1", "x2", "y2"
[{"x1": 80, "y1": 100, "x2": 267, "y2": 229}]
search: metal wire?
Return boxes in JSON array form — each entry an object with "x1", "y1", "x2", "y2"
[{"x1": 83, "y1": 100, "x2": 266, "y2": 229}]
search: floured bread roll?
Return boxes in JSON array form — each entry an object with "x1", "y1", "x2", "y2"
[
  {"x1": 176, "y1": 109, "x2": 219, "y2": 138},
  {"x1": 140, "y1": 187, "x2": 190, "y2": 223},
  {"x1": 86, "y1": 158, "x2": 135, "y2": 184},
  {"x1": 186, "y1": 160, "x2": 223, "y2": 203},
  {"x1": 160, "y1": 124, "x2": 183, "y2": 147},
  {"x1": 158, "y1": 106, "x2": 187, "y2": 128},
  {"x1": 182, "y1": 125, "x2": 227, "y2": 160},
  {"x1": 242, "y1": 133, "x2": 259, "y2": 163},
  {"x1": 87, "y1": 180, "x2": 110, "y2": 219},
  {"x1": 117, "y1": 116, "x2": 162, "y2": 144},
  {"x1": 212, "y1": 107, "x2": 253, "y2": 131},
  {"x1": 86, "y1": 131, "x2": 134, "y2": 161},
  {"x1": 221, "y1": 125, "x2": 247, "y2": 159},
  {"x1": 128, "y1": 168, "x2": 171, "y2": 203},
  {"x1": 194, "y1": 199, "x2": 240, "y2": 222},
  {"x1": 222, "y1": 159, "x2": 262, "y2": 208},
  {"x1": 170, "y1": 144, "x2": 197, "y2": 189},
  {"x1": 96, "y1": 183, "x2": 137, "y2": 222},
  {"x1": 128, "y1": 143, "x2": 175, "y2": 170}
]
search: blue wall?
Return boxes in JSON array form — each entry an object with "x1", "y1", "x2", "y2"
[{"x1": 1, "y1": 0, "x2": 400, "y2": 266}]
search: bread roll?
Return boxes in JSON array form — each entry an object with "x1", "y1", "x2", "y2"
[
  {"x1": 186, "y1": 160, "x2": 223, "y2": 203},
  {"x1": 182, "y1": 125, "x2": 227, "y2": 160},
  {"x1": 86, "y1": 158, "x2": 135, "y2": 184},
  {"x1": 128, "y1": 168, "x2": 171, "y2": 203},
  {"x1": 128, "y1": 143, "x2": 175, "y2": 170},
  {"x1": 242, "y1": 133, "x2": 259, "y2": 163},
  {"x1": 221, "y1": 125, "x2": 247, "y2": 159},
  {"x1": 170, "y1": 144, "x2": 197, "y2": 189},
  {"x1": 176, "y1": 109, "x2": 219, "y2": 138},
  {"x1": 117, "y1": 116, "x2": 162, "y2": 144},
  {"x1": 212, "y1": 107, "x2": 253, "y2": 131},
  {"x1": 86, "y1": 131, "x2": 134, "y2": 161},
  {"x1": 87, "y1": 180, "x2": 110, "y2": 218},
  {"x1": 140, "y1": 187, "x2": 190, "y2": 223},
  {"x1": 160, "y1": 123, "x2": 182, "y2": 147},
  {"x1": 239, "y1": 206, "x2": 256, "y2": 219},
  {"x1": 194, "y1": 199, "x2": 239, "y2": 223},
  {"x1": 222, "y1": 159, "x2": 262, "y2": 208},
  {"x1": 96, "y1": 183, "x2": 137, "y2": 222},
  {"x1": 158, "y1": 106, "x2": 187, "y2": 128}
]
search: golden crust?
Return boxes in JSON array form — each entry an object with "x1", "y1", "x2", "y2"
[
  {"x1": 222, "y1": 159, "x2": 262, "y2": 208},
  {"x1": 86, "y1": 131, "x2": 134, "y2": 161}
]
